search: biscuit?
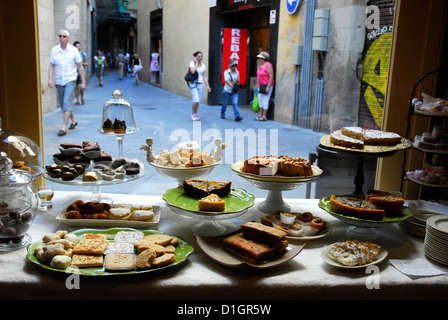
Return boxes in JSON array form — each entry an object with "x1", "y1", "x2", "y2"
[
  {"x1": 136, "y1": 248, "x2": 156, "y2": 270},
  {"x1": 152, "y1": 253, "x2": 176, "y2": 268},
  {"x1": 104, "y1": 242, "x2": 135, "y2": 255},
  {"x1": 114, "y1": 231, "x2": 144, "y2": 243},
  {"x1": 136, "y1": 243, "x2": 167, "y2": 255},
  {"x1": 132, "y1": 209, "x2": 154, "y2": 221},
  {"x1": 72, "y1": 233, "x2": 108, "y2": 254},
  {"x1": 109, "y1": 207, "x2": 132, "y2": 220},
  {"x1": 104, "y1": 254, "x2": 136, "y2": 271},
  {"x1": 71, "y1": 254, "x2": 103, "y2": 267},
  {"x1": 50, "y1": 255, "x2": 72, "y2": 269},
  {"x1": 134, "y1": 234, "x2": 173, "y2": 248}
]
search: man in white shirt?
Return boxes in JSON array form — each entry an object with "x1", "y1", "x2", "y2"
[{"x1": 48, "y1": 29, "x2": 86, "y2": 136}]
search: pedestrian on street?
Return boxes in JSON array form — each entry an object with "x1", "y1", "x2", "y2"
[
  {"x1": 221, "y1": 60, "x2": 242, "y2": 122},
  {"x1": 188, "y1": 51, "x2": 211, "y2": 121},
  {"x1": 131, "y1": 53, "x2": 143, "y2": 85},
  {"x1": 116, "y1": 49, "x2": 125, "y2": 80},
  {"x1": 48, "y1": 29, "x2": 85, "y2": 137},
  {"x1": 254, "y1": 51, "x2": 274, "y2": 121},
  {"x1": 73, "y1": 41, "x2": 88, "y2": 105},
  {"x1": 94, "y1": 50, "x2": 107, "y2": 87}
]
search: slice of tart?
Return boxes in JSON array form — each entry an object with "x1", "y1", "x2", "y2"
[{"x1": 198, "y1": 193, "x2": 226, "y2": 212}]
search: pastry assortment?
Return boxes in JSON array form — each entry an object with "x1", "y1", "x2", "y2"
[
  {"x1": 413, "y1": 125, "x2": 448, "y2": 151},
  {"x1": 53, "y1": 141, "x2": 110, "y2": 166},
  {"x1": 33, "y1": 229, "x2": 179, "y2": 271},
  {"x1": 45, "y1": 156, "x2": 142, "y2": 182},
  {"x1": 102, "y1": 118, "x2": 127, "y2": 134},
  {"x1": 406, "y1": 163, "x2": 448, "y2": 186},
  {"x1": 326, "y1": 240, "x2": 382, "y2": 267},
  {"x1": 64, "y1": 200, "x2": 156, "y2": 222},
  {"x1": 413, "y1": 93, "x2": 448, "y2": 115},
  {"x1": 329, "y1": 190, "x2": 405, "y2": 221},
  {"x1": 261, "y1": 210, "x2": 328, "y2": 238},
  {"x1": 223, "y1": 222, "x2": 289, "y2": 264},
  {"x1": 241, "y1": 155, "x2": 314, "y2": 177},
  {"x1": 329, "y1": 126, "x2": 402, "y2": 150},
  {"x1": 183, "y1": 179, "x2": 232, "y2": 212}
]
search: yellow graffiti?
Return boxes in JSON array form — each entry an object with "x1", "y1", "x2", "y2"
[{"x1": 361, "y1": 33, "x2": 392, "y2": 127}]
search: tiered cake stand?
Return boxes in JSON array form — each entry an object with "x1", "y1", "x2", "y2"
[{"x1": 231, "y1": 161, "x2": 323, "y2": 214}]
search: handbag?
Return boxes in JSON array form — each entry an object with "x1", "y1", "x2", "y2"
[
  {"x1": 252, "y1": 90, "x2": 260, "y2": 112},
  {"x1": 259, "y1": 84, "x2": 269, "y2": 94},
  {"x1": 228, "y1": 71, "x2": 239, "y2": 93},
  {"x1": 184, "y1": 68, "x2": 198, "y2": 82}
]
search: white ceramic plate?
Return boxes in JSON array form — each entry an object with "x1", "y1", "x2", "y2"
[
  {"x1": 320, "y1": 244, "x2": 388, "y2": 270},
  {"x1": 195, "y1": 232, "x2": 305, "y2": 269},
  {"x1": 56, "y1": 204, "x2": 161, "y2": 228}
]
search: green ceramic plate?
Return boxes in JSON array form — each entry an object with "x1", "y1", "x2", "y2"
[
  {"x1": 163, "y1": 187, "x2": 255, "y2": 215},
  {"x1": 318, "y1": 195, "x2": 413, "y2": 227},
  {"x1": 26, "y1": 227, "x2": 194, "y2": 276}
]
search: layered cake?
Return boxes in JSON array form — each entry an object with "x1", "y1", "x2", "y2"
[
  {"x1": 242, "y1": 155, "x2": 313, "y2": 177},
  {"x1": 242, "y1": 155, "x2": 279, "y2": 176},
  {"x1": 183, "y1": 179, "x2": 232, "y2": 198}
]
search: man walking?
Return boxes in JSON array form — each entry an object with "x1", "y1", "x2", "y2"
[
  {"x1": 48, "y1": 29, "x2": 86, "y2": 136},
  {"x1": 73, "y1": 41, "x2": 88, "y2": 105}
]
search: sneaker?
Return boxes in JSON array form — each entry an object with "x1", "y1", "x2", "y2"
[
  {"x1": 191, "y1": 114, "x2": 200, "y2": 121},
  {"x1": 235, "y1": 116, "x2": 243, "y2": 122}
]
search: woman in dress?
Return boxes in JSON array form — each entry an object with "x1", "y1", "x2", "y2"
[
  {"x1": 188, "y1": 51, "x2": 211, "y2": 121},
  {"x1": 255, "y1": 51, "x2": 274, "y2": 121}
]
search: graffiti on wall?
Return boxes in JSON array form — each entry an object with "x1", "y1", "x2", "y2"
[{"x1": 360, "y1": 33, "x2": 392, "y2": 129}]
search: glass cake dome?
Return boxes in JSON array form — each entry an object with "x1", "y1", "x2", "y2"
[
  {"x1": 99, "y1": 90, "x2": 140, "y2": 136},
  {"x1": 0, "y1": 118, "x2": 43, "y2": 180}
]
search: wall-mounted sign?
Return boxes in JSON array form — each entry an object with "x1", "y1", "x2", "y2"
[
  {"x1": 286, "y1": 0, "x2": 301, "y2": 14},
  {"x1": 221, "y1": 28, "x2": 248, "y2": 85},
  {"x1": 221, "y1": 0, "x2": 270, "y2": 13}
]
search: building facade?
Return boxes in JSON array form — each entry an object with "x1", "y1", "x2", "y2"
[{"x1": 137, "y1": 0, "x2": 395, "y2": 133}]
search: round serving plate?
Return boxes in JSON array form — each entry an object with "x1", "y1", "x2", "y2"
[
  {"x1": 318, "y1": 195, "x2": 414, "y2": 240},
  {"x1": 231, "y1": 161, "x2": 322, "y2": 213},
  {"x1": 163, "y1": 187, "x2": 255, "y2": 236},
  {"x1": 320, "y1": 243, "x2": 388, "y2": 270},
  {"x1": 150, "y1": 161, "x2": 221, "y2": 185}
]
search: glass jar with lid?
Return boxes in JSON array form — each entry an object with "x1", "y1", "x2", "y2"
[{"x1": 0, "y1": 152, "x2": 38, "y2": 250}]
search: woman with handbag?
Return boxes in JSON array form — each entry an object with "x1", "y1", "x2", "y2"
[
  {"x1": 221, "y1": 60, "x2": 243, "y2": 122},
  {"x1": 254, "y1": 51, "x2": 274, "y2": 121},
  {"x1": 188, "y1": 51, "x2": 211, "y2": 121}
]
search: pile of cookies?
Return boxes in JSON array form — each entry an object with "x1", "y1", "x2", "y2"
[{"x1": 33, "y1": 230, "x2": 179, "y2": 272}]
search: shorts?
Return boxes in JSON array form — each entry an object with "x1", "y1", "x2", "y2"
[
  {"x1": 189, "y1": 82, "x2": 204, "y2": 104},
  {"x1": 56, "y1": 80, "x2": 76, "y2": 112},
  {"x1": 258, "y1": 86, "x2": 273, "y2": 110},
  {"x1": 96, "y1": 67, "x2": 105, "y2": 77}
]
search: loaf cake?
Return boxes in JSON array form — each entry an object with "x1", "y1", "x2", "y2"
[
  {"x1": 278, "y1": 156, "x2": 314, "y2": 176},
  {"x1": 223, "y1": 222, "x2": 289, "y2": 264},
  {"x1": 330, "y1": 195, "x2": 385, "y2": 221}
]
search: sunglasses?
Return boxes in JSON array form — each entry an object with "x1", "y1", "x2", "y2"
[{"x1": 59, "y1": 35, "x2": 67, "y2": 38}]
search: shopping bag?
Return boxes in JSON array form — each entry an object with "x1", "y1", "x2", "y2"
[{"x1": 252, "y1": 90, "x2": 260, "y2": 112}]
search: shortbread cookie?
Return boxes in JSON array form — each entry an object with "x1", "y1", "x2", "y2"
[
  {"x1": 71, "y1": 254, "x2": 103, "y2": 267},
  {"x1": 134, "y1": 234, "x2": 173, "y2": 248},
  {"x1": 152, "y1": 253, "x2": 176, "y2": 268},
  {"x1": 136, "y1": 248, "x2": 156, "y2": 270},
  {"x1": 114, "y1": 231, "x2": 144, "y2": 243},
  {"x1": 72, "y1": 233, "x2": 108, "y2": 254},
  {"x1": 104, "y1": 242, "x2": 135, "y2": 255},
  {"x1": 104, "y1": 253, "x2": 136, "y2": 271},
  {"x1": 136, "y1": 243, "x2": 167, "y2": 255}
]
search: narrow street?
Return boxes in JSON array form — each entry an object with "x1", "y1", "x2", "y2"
[{"x1": 43, "y1": 70, "x2": 325, "y2": 199}]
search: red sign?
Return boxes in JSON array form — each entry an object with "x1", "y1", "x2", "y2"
[{"x1": 222, "y1": 28, "x2": 248, "y2": 85}]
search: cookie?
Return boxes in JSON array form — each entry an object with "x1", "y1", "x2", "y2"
[
  {"x1": 136, "y1": 248, "x2": 156, "y2": 270},
  {"x1": 104, "y1": 253, "x2": 136, "y2": 271},
  {"x1": 104, "y1": 242, "x2": 135, "y2": 255},
  {"x1": 132, "y1": 209, "x2": 154, "y2": 221},
  {"x1": 71, "y1": 254, "x2": 103, "y2": 267},
  {"x1": 152, "y1": 253, "x2": 176, "y2": 268},
  {"x1": 136, "y1": 243, "x2": 167, "y2": 255},
  {"x1": 114, "y1": 231, "x2": 144, "y2": 243},
  {"x1": 109, "y1": 207, "x2": 132, "y2": 220},
  {"x1": 134, "y1": 234, "x2": 173, "y2": 248}
]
